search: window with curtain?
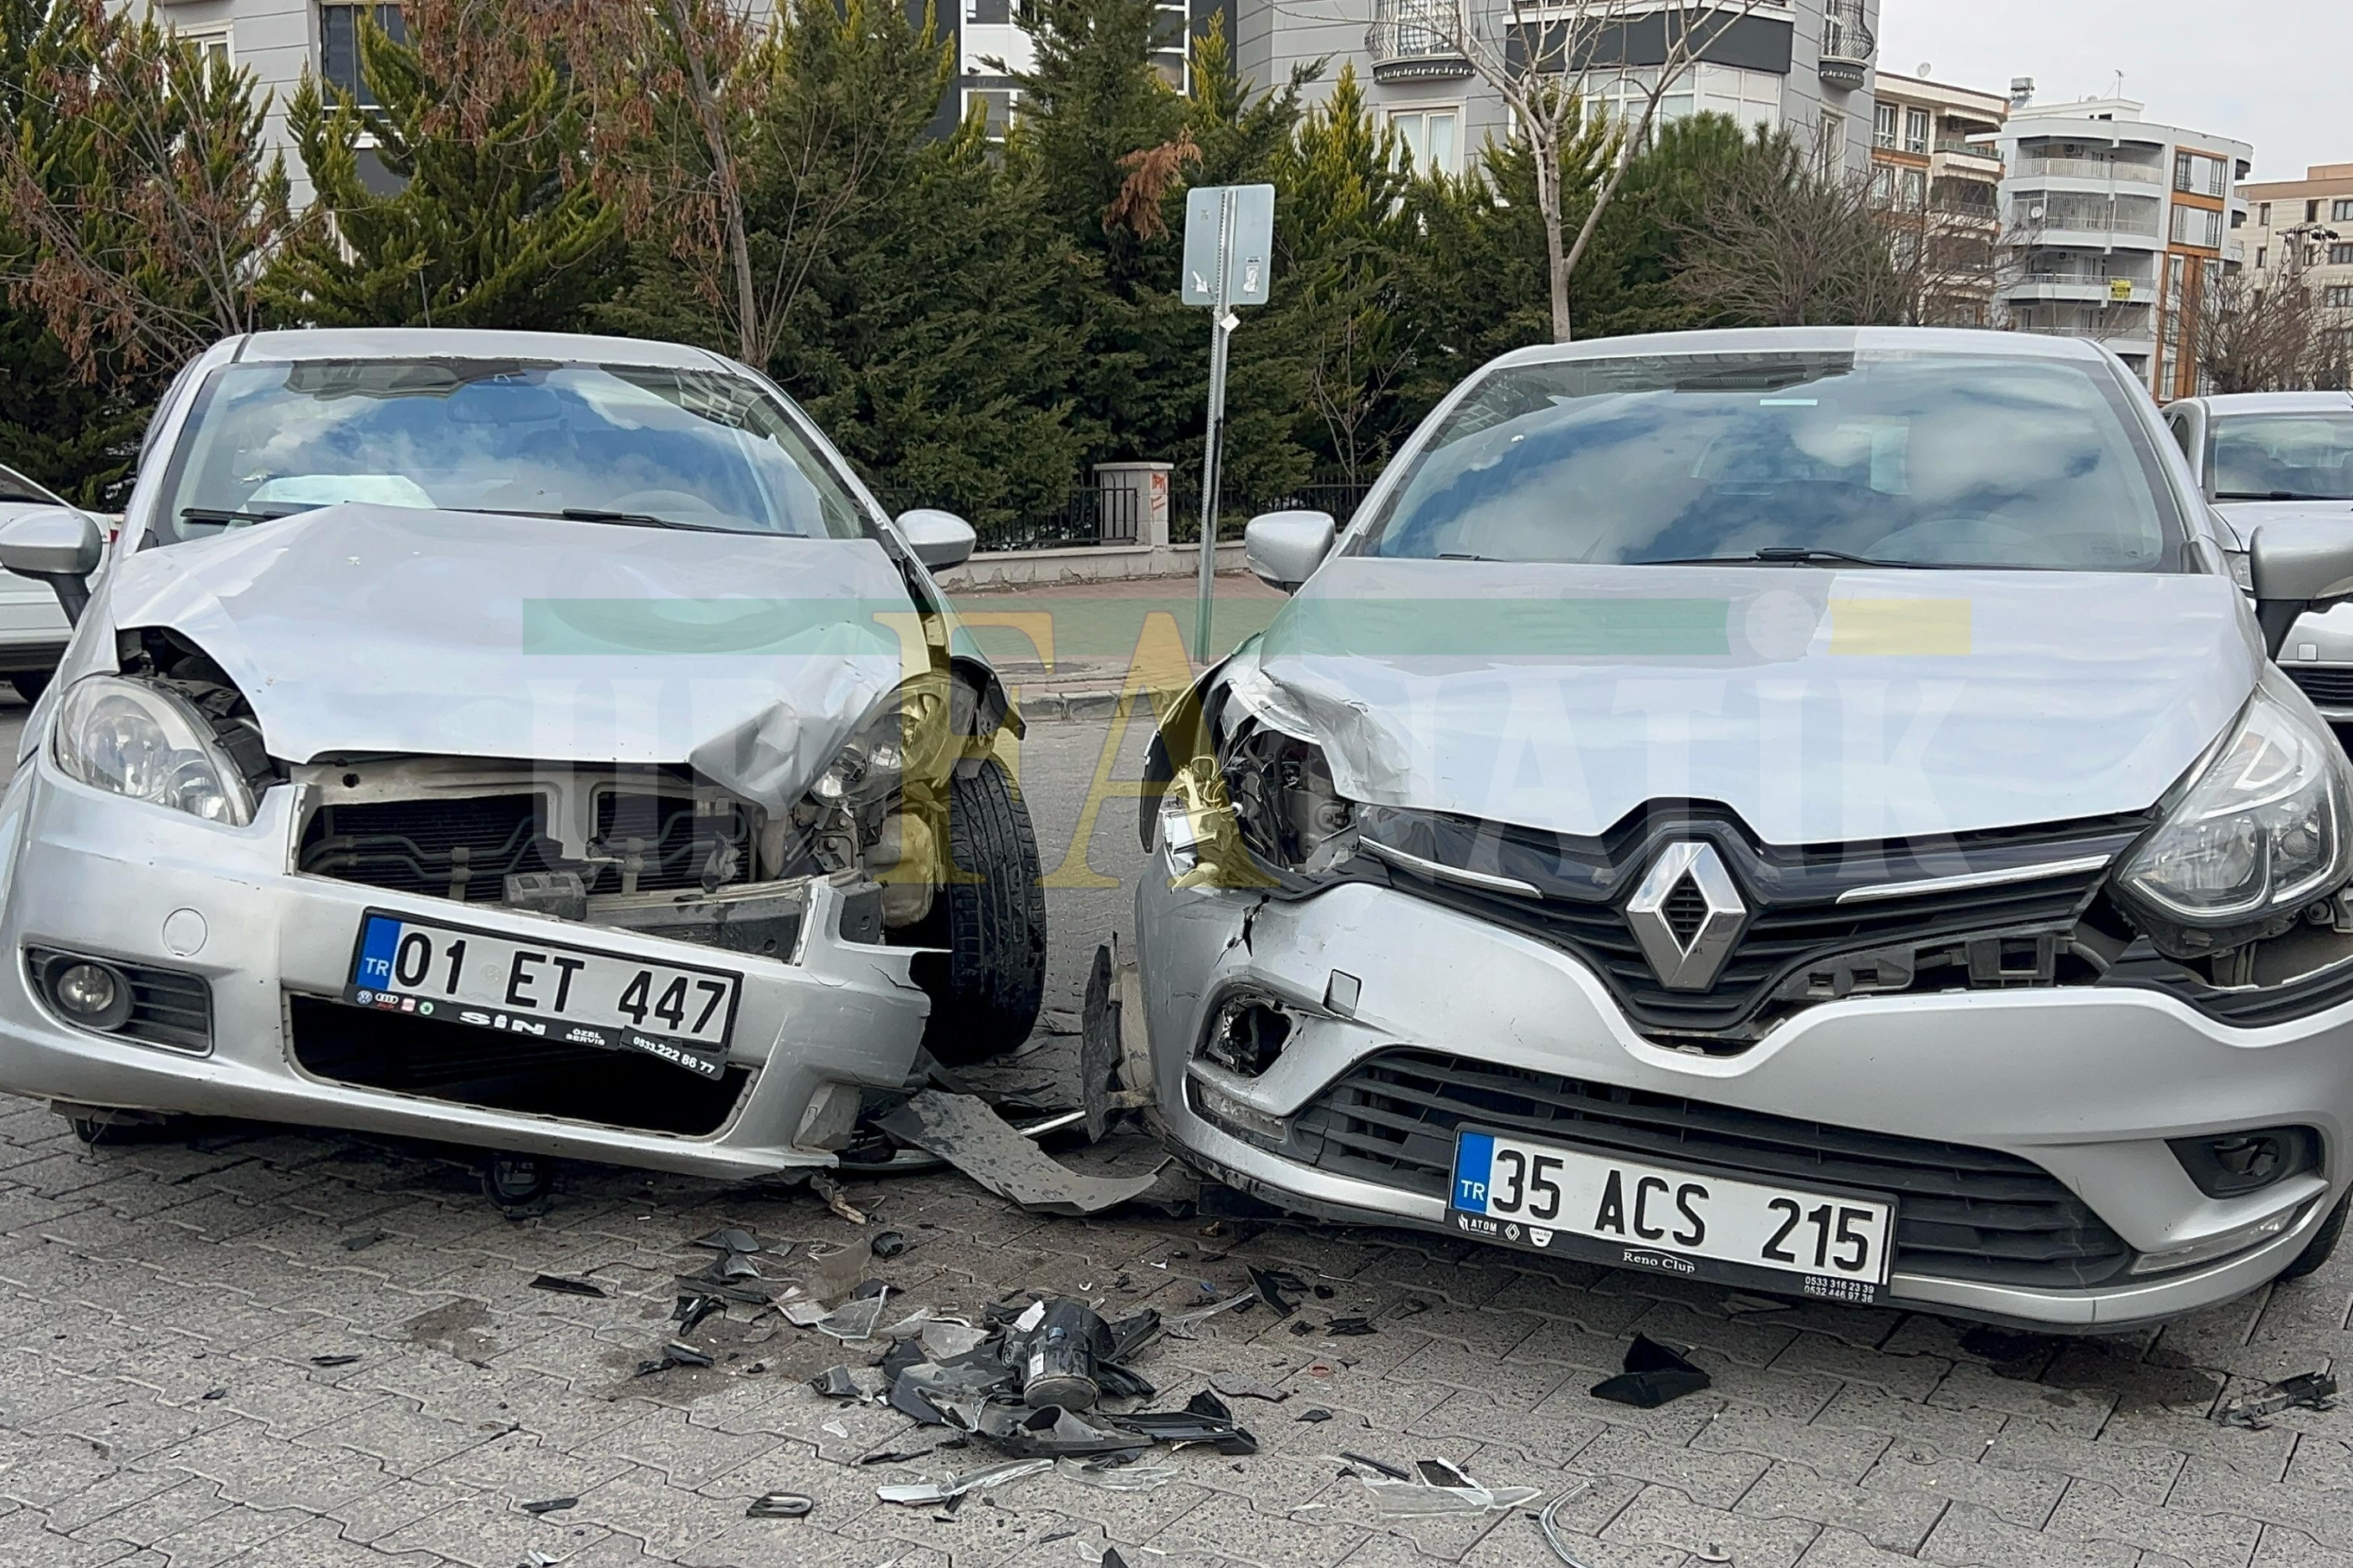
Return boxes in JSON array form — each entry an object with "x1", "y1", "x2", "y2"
[
  {"x1": 1388, "y1": 108, "x2": 1461, "y2": 177},
  {"x1": 320, "y1": 3, "x2": 407, "y2": 107}
]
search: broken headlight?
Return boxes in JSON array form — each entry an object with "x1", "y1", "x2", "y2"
[
  {"x1": 53, "y1": 677, "x2": 257, "y2": 827},
  {"x1": 811, "y1": 677, "x2": 951, "y2": 810},
  {"x1": 1215, "y1": 665, "x2": 1354, "y2": 875},
  {"x1": 2117, "y1": 676, "x2": 2353, "y2": 955}
]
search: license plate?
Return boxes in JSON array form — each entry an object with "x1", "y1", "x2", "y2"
[
  {"x1": 343, "y1": 910, "x2": 742, "y2": 1080},
  {"x1": 1449, "y1": 1127, "x2": 1895, "y2": 1302}
]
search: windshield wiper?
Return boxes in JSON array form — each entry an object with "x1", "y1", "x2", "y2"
[
  {"x1": 447, "y1": 506, "x2": 731, "y2": 534},
  {"x1": 2215, "y1": 490, "x2": 2348, "y2": 502},
  {"x1": 1639, "y1": 547, "x2": 1953, "y2": 569},
  {"x1": 180, "y1": 505, "x2": 315, "y2": 525}
]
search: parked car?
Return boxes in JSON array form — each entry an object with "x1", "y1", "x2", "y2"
[
  {"x1": 1128, "y1": 328, "x2": 2353, "y2": 1330},
  {"x1": 0, "y1": 461, "x2": 85, "y2": 703},
  {"x1": 2164, "y1": 391, "x2": 2353, "y2": 718},
  {"x1": 0, "y1": 329, "x2": 1045, "y2": 1194}
]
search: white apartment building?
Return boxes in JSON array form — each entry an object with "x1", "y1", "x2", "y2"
[
  {"x1": 2242, "y1": 163, "x2": 2353, "y2": 358},
  {"x1": 1866, "y1": 70, "x2": 2007, "y2": 324},
  {"x1": 1990, "y1": 93, "x2": 2252, "y2": 400}
]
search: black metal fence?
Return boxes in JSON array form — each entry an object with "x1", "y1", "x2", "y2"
[
  {"x1": 1168, "y1": 468, "x2": 1379, "y2": 544},
  {"x1": 973, "y1": 482, "x2": 1142, "y2": 554}
]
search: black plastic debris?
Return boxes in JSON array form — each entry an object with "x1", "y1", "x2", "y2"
[
  {"x1": 1022, "y1": 1300, "x2": 1113, "y2": 1411},
  {"x1": 310, "y1": 1355, "x2": 361, "y2": 1368},
  {"x1": 529, "y1": 1274, "x2": 607, "y2": 1298},
  {"x1": 1342, "y1": 1451, "x2": 1411, "y2": 1480},
  {"x1": 744, "y1": 1492, "x2": 814, "y2": 1519},
  {"x1": 1297, "y1": 1407, "x2": 1333, "y2": 1424},
  {"x1": 696, "y1": 1228, "x2": 762, "y2": 1255},
  {"x1": 1209, "y1": 1375, "x2": 1288, "y2": 1403},
  {"x1": 673, "y1": 1271, "x2": 773, "y2": 1305},
  {"x1": 1589, "y1": 1335, "x2": 1711, "y2": 1409},
  {"x1": 1325, "y1": 1316, "x2": 1377, "y2": 1337},
  {"x1": 980, "y1": 1404, "x2": 1148, "y2": 1460},
  {"x1": 1116, "y1": 1390, "x2": 1258, "y2": 1455},
  {"x1": 1104, "y1": 1550, "x2": 1132, "y2": 1568},
  {"x1": 635, "y1": 1341, "x2": 716, "y2": 1376},
  {"x1": 2217, "y1": 1371, "x2": 2339, "y2": 1428},
  {"x1": 520, "y1": 1497, "x2": 576, "y2": 1514},
  {"x1": 339, "y1": 1229, "x2": 388, "y2": 1253},
  {"x1": 1249, "y1": 1267, "x2": 1307, "y2": 1318},
  {"x1": 672, "y1": 1294, "x2": 723, "y2": 1335},
  {"x1": 875, "y1": 1090, "x2": 1161, "y2": 1215},
  {"x1": 871, "y1": 1230, "x2": 908, "y2": 1259},
  {"x1": 811, "y1": 1365, "x2": 862, "y2": 1401},
  {"x1": 716, "y1": 1252, "x2": 764, "y2": 1281}
]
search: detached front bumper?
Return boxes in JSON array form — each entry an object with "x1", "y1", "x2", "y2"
[
  {"x1": 0, "y1": 756, "x2": 932, "y2": 1179},
  {"x1": 1134, "y1": 862, "x2": 2353, "y2": 1330}
]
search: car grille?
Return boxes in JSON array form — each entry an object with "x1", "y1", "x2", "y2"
[
  {"x1": 23, "y1": 947, "x2": 212, "y2": 1054},
  {"x1": 1259, "y1": 1048, "x2": 2133, "y2": 1289},
  {"x1": 287, "y1": 995, "x2": 749, "y2": 1136},
  {"x1": 2285, "y1": 665, "x2": 2353, "y2": 707},
  {"x1": 1358, "y1": 808, "x2": 2145, "y2": 1040},
  {"x1": 298, "y1": 790, "x2": 749, "y2": 903}
]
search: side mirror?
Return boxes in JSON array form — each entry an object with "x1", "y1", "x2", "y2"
[
  {"x1": 1243, "y1": 509, "x2": 1336, "y2": 592},
  {"x1": 0, "y1": 506, "x2": 103, "y2": 625},
  {"x1": 894, "y1": 508, "x2": 976, "y2": 572},
  {"x1": 2248, "y1": 519, "x2": 2353, "y2": 656}
]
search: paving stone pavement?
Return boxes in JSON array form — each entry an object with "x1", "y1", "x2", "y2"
[{"x1": 0, "y1": 1096, "x2": 2346, "y2": 1568}]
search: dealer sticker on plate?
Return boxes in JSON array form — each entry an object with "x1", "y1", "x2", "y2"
[
  {"x1": 1450, "y1": 1126, "x2": 1895, "y2": 1303},
  {"x1": 344, "y1": 910, "x2": 741, "y2": 1080}
]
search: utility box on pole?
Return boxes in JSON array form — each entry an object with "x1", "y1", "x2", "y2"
[{"x1": 1180, "y1": 184, "x2": 1276, "y2": 661}]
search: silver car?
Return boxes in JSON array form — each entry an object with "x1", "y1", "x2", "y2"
[
  {"x1": 1132, "y1": 328, "x2": 2353, "y2": 1330},
  {"x1": 2162, "y1": 391, "x2": 2353, "y2": 719},
  {"x1": 0, "y1": 329, "x2": 1045, "y2": 1190}
]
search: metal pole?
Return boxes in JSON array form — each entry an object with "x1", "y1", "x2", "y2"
[{"x1": 1194, "y1": 188, "x2": 1235, "y2": 665}]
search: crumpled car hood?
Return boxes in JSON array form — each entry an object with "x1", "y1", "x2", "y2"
[
  {"x1": 1248, "y1": 557, "x2": 2262, "y2": 845},
  {"x1": 77, "y1": 503, "x2": 917, "y2": 811}
]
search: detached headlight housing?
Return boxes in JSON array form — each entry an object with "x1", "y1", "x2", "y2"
[
  {"x1": 2117, "y1": 677, "x2": 2353, "y2": 955},
  {"x1": 1215, "y1": 663, "x2": 1355, "y2": 875},
  {"x1": 54, "y1": 677, "x2": 257, "y2": 827}
]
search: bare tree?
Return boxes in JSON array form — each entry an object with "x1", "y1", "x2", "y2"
[
  {"x1": 1419, "y1": 0, "x2": 1770, "y2": 342},
  {"x1": 2194, "y1": 264, "x2": 2353, "y2": 394},
  {"x1": 0, "y1": 0, "x2": 293, "y2": 376},
  {"x1": 1670, "y1": 137, "x2": 1903, "y2": 327},
  {"x1": 1869, "y1": 171, "x2": 2037, "y2": 328}
]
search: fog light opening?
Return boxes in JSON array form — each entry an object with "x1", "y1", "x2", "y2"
[
  {"x1": 2169, "y1": 1126, "x2": 2320, "y2": 1198},
  {"x1": 43, "y1": 957, "x2": 133, "y2": 1033},
  {"x1": 1203, "y1": 994, "x2": 1291, "y2": 1078}
]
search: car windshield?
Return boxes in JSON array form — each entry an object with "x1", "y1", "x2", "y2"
[
  {"x1": 1357, "y1": 350, "x2": 2179, "y2": 570},
  {"x1": 154, "y1": 358, "x2": 871, "y2": 544},
  {"x1": 2211, "y1": 412, "x2": 2353, "y2": 501}
]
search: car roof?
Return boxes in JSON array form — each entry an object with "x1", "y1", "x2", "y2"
[
  {"x1": 232, "y1": 327, "x2": 737, "y2": 373},
  {"x1": 1489, "y1": 324, "x2": 2115, "y2": 370},
  {"x1": 2185, "y1": 391, "x2": 2353, "y2": 416}
]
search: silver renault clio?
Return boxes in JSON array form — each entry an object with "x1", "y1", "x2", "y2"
[{"x1": 1131, "y1": 328, "x2": 2353, "y2": 1330}]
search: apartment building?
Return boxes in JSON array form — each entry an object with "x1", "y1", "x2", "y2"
[
  {"x1": 1990, "y1": 93, "x2": 2251, "y2": 400},
  {"x1": 1867, "y1": 70, "x2": 2006, "y2": 324},
  {"x1": 2241, "y1": 163, "x2": 2353, "y2": 350},
  {"x1": 1238, "y1": 0, "x2": 1880, "y2": 181}
]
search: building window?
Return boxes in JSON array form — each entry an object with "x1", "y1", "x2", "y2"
[
  {"x1": 2170, "y1": 204, "x2": 2223, "y2": 248},
  {"x1": 2335, "y1": 199, "x2": 2353, "y2": 222},
  {"x1": 964, "y1": 88, "x2": 1015, "y2": 140},
  {"x1": 2331, "y1": 243, "x2": 2353, "y2": 266},
  {"x1": 1900, "y1": 167, "x2": 1926, "y2": 207},
  {"x1": 320, "y1": 4, "x2": 407, "y2": 106},
  {"x1": 1874, "y1": 103, "x2": 1897, "y2": 149},
  {"x1": 1386, "y1": 108, "x2": 1460, "y2": 177},
  {"x1": 1904, "y1": 107, "x2": 1930, "y2": 155},
  {"x1": 2326, "y1": 285, "x2": 2353, "y2": 309},
  {"x1": 2258, "y1": 202, "x2": 2271, "y2": 226},
  {"x1": 2173, "y1": 151, "x2": 2226, "y2": 197},
  {"x1": 2256, "y1": 247, "x2": 2265, "y2": 270},
  {"x1": 176, "y1": 26, "x2": 232, "y2": 64},
  {"x1": 1590, "y1": 64, "x2": 1778, "y2": 139},
  {"x1": 1870, "y1": 163, "x2": 1896, "y2": 202},
  {"x1": 1818, "y1": 110, "x2": 1845, "y2": 171}
]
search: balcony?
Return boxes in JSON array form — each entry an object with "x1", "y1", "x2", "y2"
[
  {"x1": 2012, "y1": 156, "x2": 2162, "y2": 185},
  {"x1": 1819, "y1": 0, "x2": 1874, "y2": 90},
  {"x1": 1367, "y1": 0, "x2": 1472, "y2": 84}
]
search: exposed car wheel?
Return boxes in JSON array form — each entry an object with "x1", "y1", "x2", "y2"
[
  {"x1": 2277, "y1": 1193, "x2": 2348, "y2": 1283},
  {"x1": 911, "y1": 753, "x2": 1047, "y2": 1064},
  {"x1": 10, "y1": 672, "x2": 49, "y2": 705},
  {"x1": 481, "y1": 1152, "x2": 555, "y2": 1217}
]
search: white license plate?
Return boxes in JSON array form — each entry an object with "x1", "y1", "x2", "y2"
[
  {"x1": 1449, "y1": 1128, "x2": 1895, "y2": 1296},
  {"x1": 344, "y1": 910, "x2": 741, "y2": 1080}
]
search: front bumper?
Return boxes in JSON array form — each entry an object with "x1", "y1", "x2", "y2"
[
  {"x1": 0, "y1": 755, "x2": 933, "y2": 1179},
  {"x1": 1134, "y1": 865, "x2": 2353, "y2": 1330}
]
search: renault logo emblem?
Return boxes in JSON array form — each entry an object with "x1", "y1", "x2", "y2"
[{"x1": 1627, "y1": 842, "x2": 1747, "y2": 991}]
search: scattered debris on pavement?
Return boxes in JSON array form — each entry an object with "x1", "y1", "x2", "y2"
[
  {"x1": 1537, "y1": 1479, "x2": 1604, "y2": 1565},
  {"x1": 519, "y1": 1498, "x2": 575, "y2": 1515},
  {"x1": 744, "y1": 1492, "x2": 815, "y2": 1519},
  {"x1": 870, "y1": 1229, "x2": 908, "y2": 1259},
  {"x1": 309, "y1": 1354, "x2": 361, "y2": 1368},
  {"x1": 876, "y1": 1457, "x2": 1054, "y2": 1506},
  {"x1": 528, "y1": 1274, "x2": 606, "y2": 1298},
  {"x1": 2216, "y1": 1371, "x2": 2338, "y2": 1428},
  {"x1": 810, "y1": 1172, "x2": 868, "y2": 1224},
  {"x1": 1357, "y1": 1458, "x2": 1542, "y2": 1519},
  {"x1": 1209, "y1": 1375, "x2": 1288, "y2": 1403},
  {"x1": 1590, "y1": 1334, "x2": 1711, "y2": 1408}
]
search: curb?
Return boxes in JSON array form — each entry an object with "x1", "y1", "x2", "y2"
[{"x1": 1013, "y1": 685, "x2": 1189, "y2": 723}]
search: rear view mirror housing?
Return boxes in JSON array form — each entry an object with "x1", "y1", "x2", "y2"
[
  {"x1": 1244, "y1": 510, "x2": 1337, "y2": 592},
  {"x1": 894, "y1": 508, "x2": 977, "y2": 572},
  {"x1": 2249, "y1": 520, "x2": 2353, "y2": 657},
  {"x1": 0, "y1": 506, "x2": 104, "y2": 625}
]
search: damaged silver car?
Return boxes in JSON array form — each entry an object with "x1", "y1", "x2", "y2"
[
  {"x1": 1126, "y1": 328, "x2": 2353, "y2": 1330},
  {"x1": 0, "y1": 329, "x2": 1045, "y2": 1183}
]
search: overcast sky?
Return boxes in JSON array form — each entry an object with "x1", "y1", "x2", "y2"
[{"x1": 1877, "y1": 0, "x2": 2350, "y2": 182}]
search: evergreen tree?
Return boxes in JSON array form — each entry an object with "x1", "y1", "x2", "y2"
[{"x1": 261, "y1": 6, "x2": 621, "y2": 330}]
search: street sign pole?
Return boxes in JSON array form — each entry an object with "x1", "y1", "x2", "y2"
[{"x1": 1193, "y1": 187, "x2": 1235, "y2": 662}]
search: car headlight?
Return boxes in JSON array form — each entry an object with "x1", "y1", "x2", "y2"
[
  {"x1": 809, "y1": 677, "x2": 952, "y2": 810},
  {"x1": 2117, "y1": 675, "x2": 2353, "y2": 953},
  {"x1": 1215, "y1": 665, "x2": 1355, "y2": 875},
  {"x1": 54, "y1": 677, "x2": 258, "y2": 827}
]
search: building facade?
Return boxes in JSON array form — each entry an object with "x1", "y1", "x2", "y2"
[
  {"x1": 1866, "y1": 70, "x2": 2006, "y2": 324},
  {"x1": 1989, "y1": 94, "x2": 2251, "y2": 400},
  {"x1": 1236, "y1": 0, "x2": 1880, "y2": 181},
  {"x1": 2241, "y1": 162, "x2": 2353, "y2": 355}
]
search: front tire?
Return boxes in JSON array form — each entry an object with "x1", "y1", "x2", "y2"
[
  {"x1": 2278, "y1": 1193, "x2": 2348, "y2": 1283},
  {"x1": 10, "y1": 672, "x2": 50, "y2": 705},
  {"x1": 912, "y1": 754, "x2": 1047, "y2": 1064}
]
